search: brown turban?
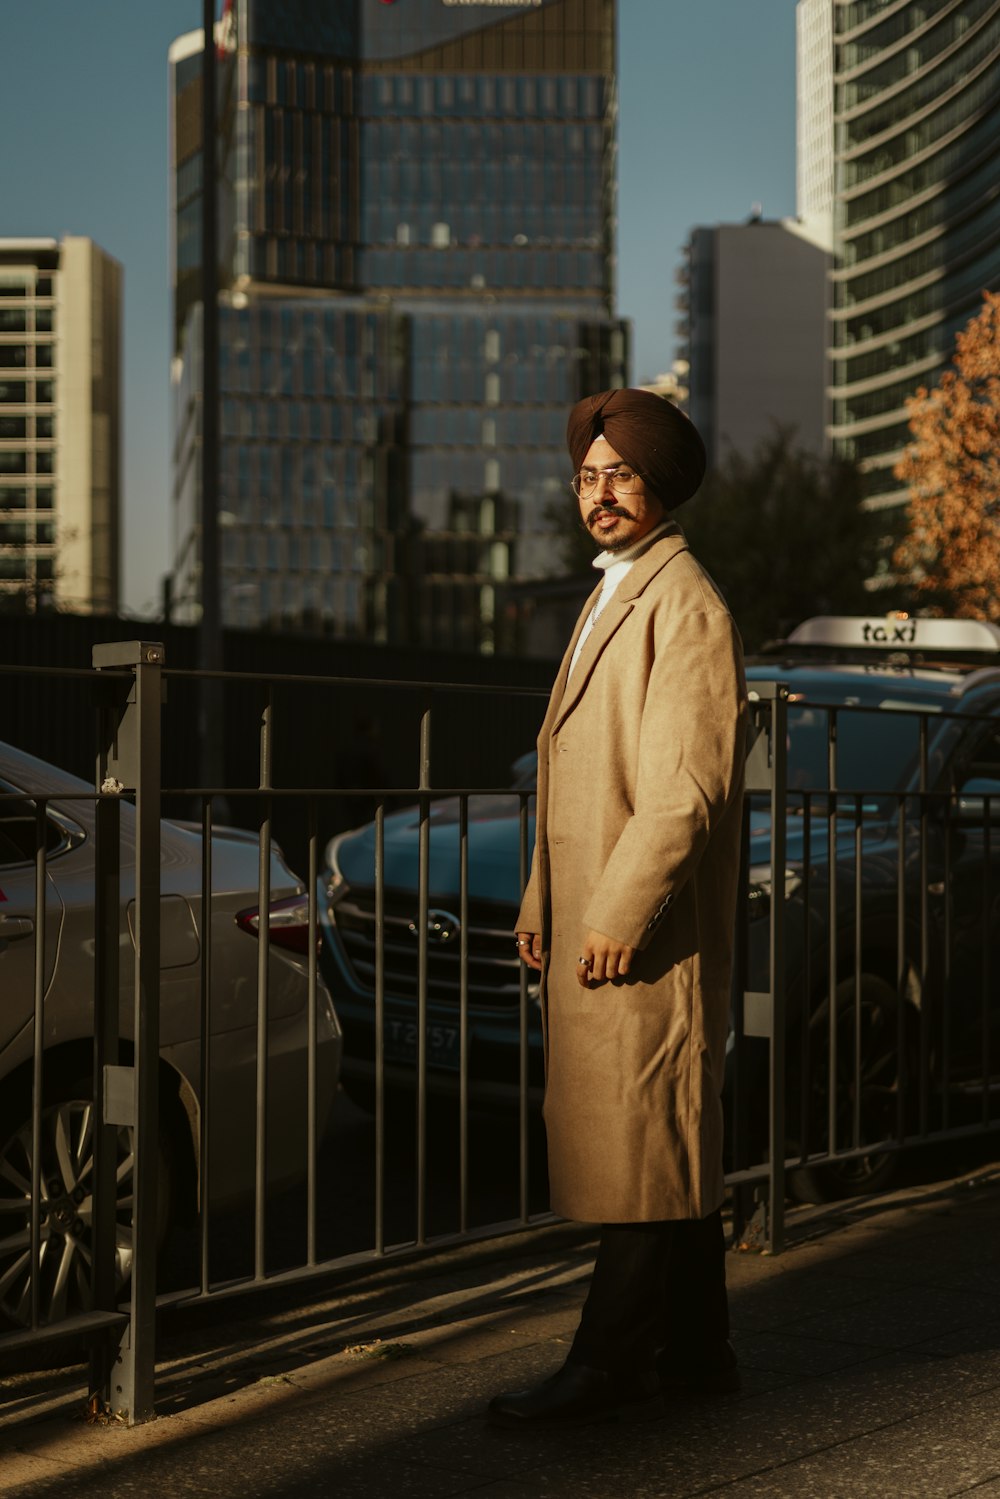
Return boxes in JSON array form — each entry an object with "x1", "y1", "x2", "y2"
[{"x1": 566, "y1": 389, "x2": 706, "y2": 510}]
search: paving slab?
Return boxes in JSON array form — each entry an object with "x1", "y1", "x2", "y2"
[{"x1": 5, "y1": 1167, "x2": 1000, "y2": 1497}]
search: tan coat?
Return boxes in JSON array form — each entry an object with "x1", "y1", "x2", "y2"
[{"x1": 518, "y1": 523, "x2": 746, "y2": 1224}]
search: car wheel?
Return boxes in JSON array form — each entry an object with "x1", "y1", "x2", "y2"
[
  {"x1": 0, "y1": 1077, "x2": 175, "y2": 1330},
  {"x1": 787, "y1": 974, "x2": 909, "y2": 1205}
]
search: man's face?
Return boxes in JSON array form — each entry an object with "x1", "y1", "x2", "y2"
[{"x1": 577, "y1": 436, "x2": 666, "y2": 552}]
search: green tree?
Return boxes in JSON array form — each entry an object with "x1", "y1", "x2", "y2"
[{"x1": 679, "y1": 430, "x2": 888, "y2": 653}]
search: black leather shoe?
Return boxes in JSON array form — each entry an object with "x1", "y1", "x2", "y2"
[
  {"x1": 655, "y1": 1339, "x2": 741, "y2": 1396},
  {"x1": 487, "y1": 1359, "x2": 660, "y2": 1428}
]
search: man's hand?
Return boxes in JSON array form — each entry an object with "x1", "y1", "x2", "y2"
[
  {"x1": 578, "y1": 930, "x2": 635, "y2": 987},
  {"x1": 515, "y1": 931, "x2": 543, "y2": 971}
]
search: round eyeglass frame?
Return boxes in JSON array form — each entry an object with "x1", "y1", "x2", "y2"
[{"x1": 570, "y1": 466, "x2": 644, "y2": 500}]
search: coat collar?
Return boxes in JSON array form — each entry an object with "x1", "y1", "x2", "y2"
[{"x1": 544, "y1": 523, "x2": 689, "y2": 735}]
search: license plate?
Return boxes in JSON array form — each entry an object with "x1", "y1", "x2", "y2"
[{"x1": 383, "y1": 1019, "x2": 461, "y2": 1072}]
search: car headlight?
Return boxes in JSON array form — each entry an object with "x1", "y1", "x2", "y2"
[{"x1": 747, "y1": 865, "x2": 802, "y2": 922}]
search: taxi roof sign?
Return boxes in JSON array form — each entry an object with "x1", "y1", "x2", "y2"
[{"x1": 785, "y1": 616, "x2": 1000, "y2": 654}]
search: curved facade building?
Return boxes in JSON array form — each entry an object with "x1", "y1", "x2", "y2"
[{"x1": 829, "y1": 0, "x2": 1000, "y2": 510}]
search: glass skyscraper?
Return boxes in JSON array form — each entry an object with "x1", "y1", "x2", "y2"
[
  {"x1": 828, "y1": 0, "x2": 1000, "y2": 514},
  {"x1": 170, "y1": 0, "x2": 626, "y2": 650}
]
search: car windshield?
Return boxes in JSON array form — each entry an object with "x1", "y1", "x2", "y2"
[
  {"x1": 747, "y1": 670, "x2": 964, "y2": 800},
  {"x1": 786, "y1": 703, "x2": 923, "y2": 796}
]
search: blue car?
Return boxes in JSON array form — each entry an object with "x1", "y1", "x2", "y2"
[{"x1": 319, "y1": 616, "x2": 1000, "y2": 1199}]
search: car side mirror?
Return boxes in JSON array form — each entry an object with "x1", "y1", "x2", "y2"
[{"x1": 954, "y1": 777, "x2": 1000, "y2": 823}]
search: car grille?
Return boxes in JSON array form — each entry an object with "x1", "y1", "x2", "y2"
[{"x1": 330, "y1": 887, "x2": 524, "y2": 1010}]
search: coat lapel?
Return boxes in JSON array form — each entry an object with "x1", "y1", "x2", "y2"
[
  {"x1": 551, "y1": 526, "x2": 690, "y2": 733},
  {"x1": 539, "y1": 578, "x2": 603, "y2": 736}
]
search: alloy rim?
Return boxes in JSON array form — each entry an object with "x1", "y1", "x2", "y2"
[{"x1": 0, "y1": 1100, "x2": 133, "y2": 1327}]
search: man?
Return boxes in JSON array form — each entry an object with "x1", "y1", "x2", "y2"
[{"x1": 488, "y1": 388, "x2": 746, "y2": 1428}]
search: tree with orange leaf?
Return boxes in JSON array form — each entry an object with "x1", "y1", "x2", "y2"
[{"x1": 893, "y1": 291, "x2": 1000, "y2": 619}]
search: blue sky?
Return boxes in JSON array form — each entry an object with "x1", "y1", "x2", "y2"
[{"x1": 3, "y1": 1, "x2": 798, "y2": 616}]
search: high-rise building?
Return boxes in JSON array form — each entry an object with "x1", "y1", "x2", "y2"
[
  {"x1": 796, "y1": 0, "x2": 835, "y2": 252},
  {"x1": 169, "y1": 0, "x2": 626, "y2": 652},
  {"x1": 0, "y1": 237, "x2": 121, "y2": 615},
  {"x1": 828, "y1": 0, "x2": 1000, "y2": 515},
  {"x1": 678, "y1": 216, "x2": 831, "y2": 467}
]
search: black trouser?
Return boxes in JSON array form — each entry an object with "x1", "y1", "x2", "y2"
[{"x1": 569, "y1": 1210, "x2": 729, "y2": 1374}]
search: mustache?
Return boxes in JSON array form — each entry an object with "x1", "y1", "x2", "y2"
[{"x1": 585, "y1": 502, "x2": 636, "y2": 527}]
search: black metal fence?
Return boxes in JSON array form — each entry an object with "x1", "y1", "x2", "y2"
[{"x1": 1, "y1": 647, "x2": 998, "y2": 1425}]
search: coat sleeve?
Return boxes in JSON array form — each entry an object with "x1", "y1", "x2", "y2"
[
  {"x1": 516, "y1": 848, "x2": 543, "y2": 934},
  {"x1": 582, "y1": 600, "x2": 746, "y2": 950}
]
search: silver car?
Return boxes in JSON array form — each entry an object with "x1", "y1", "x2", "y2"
[{"x1": 0, "y1": 742, "x2": 342, "y2": 1329}]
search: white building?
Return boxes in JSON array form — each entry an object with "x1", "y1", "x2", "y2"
[
  {"x1": 0, "y1": 237, "x2": 122, "y2": 613},
  {"x1": 796, "y1": 0, "x2": 835, "y2": 252}
]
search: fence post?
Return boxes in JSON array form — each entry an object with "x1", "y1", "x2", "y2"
[
  {"x1": 742, "y1": 681, "x2": 789, "y2": 1254},
  {"x1": 91, "y1": 641, "x2": 163, "y2": 1424}
]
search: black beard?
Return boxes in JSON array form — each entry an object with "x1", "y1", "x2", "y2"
[{"x1": 583, "y1": 503, "x2": 636, "y2": 551}]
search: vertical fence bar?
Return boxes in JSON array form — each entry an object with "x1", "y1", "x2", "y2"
[
  {"x1": 199, "y1": 797, "x2": 213, "y2": 1294},
  {"x1": 126, "y1": 646, "x2": 162, "y2": 1423},
  {"x1": 729, "y1": 789, "x2": 751, "y2": 1246},
  {"x1": 255, "y1": 691, "x2": 273, "y2": 1281},
  {"x1": 91, "y1": 642, "x2": 163, "y2": 1424},
  {"x1": 306, "y1": 798, "x2": 318, "y2": 1268},
  {"x1": 799, "y1": 796, "x2": 812, "y2": 1163},
  {"x1": 853, "y1": 795, "x2": 863, "y2": 1151},
  {"x1": 518, "y1": 792, "x2": 530, "y2": 1226},
  {"x1": 458, "y1": 793, "x2": 470, "y2": 1236},
  {"x1": 896, "y1": 796, "x2": 908, "y2": 1143},
  {"x1": 941, "y1": 789, "x2": 953, "y2": 1130},
  {"x1": 90, "y1": 783, "x2": 121, "y2": 1400},
  {"x1": 416, "y1": 706, "x2": 432, "y2": 1247},
  {"x1": 826, "y1": 709, "x2": 839, "y2": 1159},
  {"x1": 374, "y1": 802, "x2": 386, "y2": 1255},
  {"x1": 29, "y1": 802, "x2": 46, "y2": 1333},
  {"x1": 767, "y1": 687, "x2": 788, "y2": 1254},
  {"x1": 918, "y1": 717, "x2": 930, "y2": 1136},
  {"x1": 983, "y1": 795, "x2": 992, "y2": 1129}
]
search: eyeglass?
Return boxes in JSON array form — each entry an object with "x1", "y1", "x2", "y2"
[{"x1": 570, "y1": 465, "x2": 644, "y2": 500}]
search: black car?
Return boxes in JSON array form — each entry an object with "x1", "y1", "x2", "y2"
[{"x1": 319, "y1": 616, "x2": 1000, "y2": 1199}]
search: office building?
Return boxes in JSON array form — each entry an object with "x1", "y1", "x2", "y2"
[
  {"x1": 828, "y1": 0, "x2": 1000, "y2": 512},
  {"x1": 678, "y1": 216, "x2": 831, "y2": 467},
  {"x1": 0, "y1": 237, "x2": 121, "y2": 614},
  {"x1": 169, "y1": 0, "x2": 626, "y2": 652},
  {"x1": 797, "y1": 0, "x2": 835, "y2": 252}
]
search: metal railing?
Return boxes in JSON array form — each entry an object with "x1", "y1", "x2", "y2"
[{"x1": 2, "y1": 646, "x2": 999, "y2": 1424}]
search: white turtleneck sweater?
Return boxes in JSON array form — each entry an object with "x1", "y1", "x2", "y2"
[{"x1": 567, "y1": 520, "x2": 672, "y2": 679}]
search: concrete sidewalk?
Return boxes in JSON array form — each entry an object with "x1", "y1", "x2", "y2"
[{"x1": 5, "y1": 1165, "x2": 1000, "y2": 1498}]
